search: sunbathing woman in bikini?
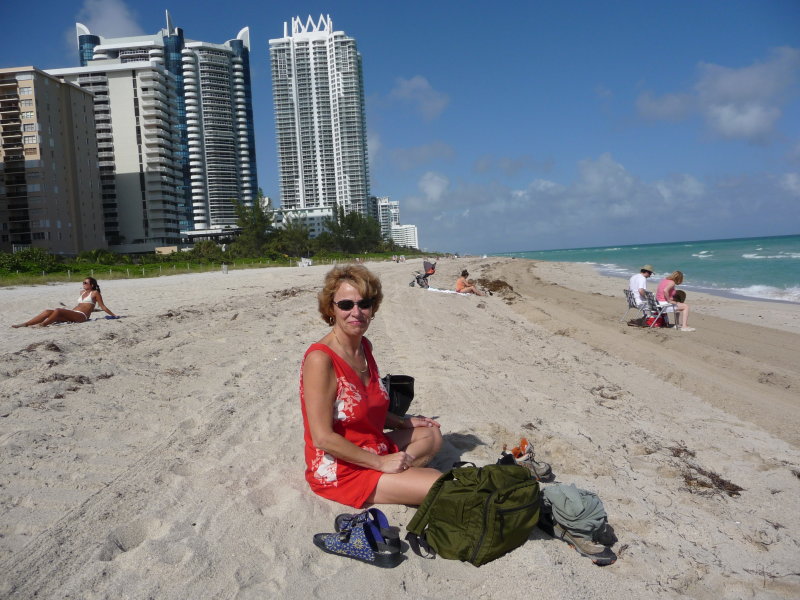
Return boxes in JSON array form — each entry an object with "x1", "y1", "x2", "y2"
[
  {"x1": 11, "y1": 277, "x2": 116, "y2": 328},
  {"x1": 455, "y1": 269, "x2": 484, "y2": 296}
]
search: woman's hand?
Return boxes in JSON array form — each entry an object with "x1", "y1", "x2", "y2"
[
  {"x1": 406, "y1": 416, "x2": 440, "y2": 429},
  {"x1": 378, "y1": 451, "x2": 416, "y2": 473}
]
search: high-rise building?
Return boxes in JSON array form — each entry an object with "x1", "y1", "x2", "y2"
[
  {"x1": 269, "y1": 15, "x2": 370, "y2": 218},
  {"x1": 373, "y1": 196, "x2": 399, "y2": 238},
  {"x1": 47, "y1": 12, "x2": 257, "y2": 252},
  {"x1": 181, "y1": 25, "x2": 258, "y2": 230},
  {"x1": 0, "y1": 67, "x2": 105, "y2": 254},
  {"x1": 390, "y1": 223, "x2": 419, "y2": 250},
  {"x1": 48, "y1": 58, "x2": 182, "y2": 253}
]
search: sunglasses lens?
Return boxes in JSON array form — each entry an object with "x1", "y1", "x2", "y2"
[{"x1": 334, "y1": 298, "x2": 374, "y2": 310}]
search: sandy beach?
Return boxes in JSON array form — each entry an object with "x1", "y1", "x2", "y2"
[{"x1": 1, "y1": 258, "x2": 799, "y2": 599}]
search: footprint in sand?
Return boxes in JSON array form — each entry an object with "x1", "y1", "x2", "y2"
[{"x1": 98, "y1": 520, "x2": 151, "y2": 561}]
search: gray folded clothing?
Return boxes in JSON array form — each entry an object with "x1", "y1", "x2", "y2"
[{"x1": 541, "y1": 484, "x2": 607, "y2": 539}]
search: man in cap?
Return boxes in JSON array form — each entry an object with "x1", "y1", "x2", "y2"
[{"x1": 629, "y1": 265, "x2": 654, "y2": 308}]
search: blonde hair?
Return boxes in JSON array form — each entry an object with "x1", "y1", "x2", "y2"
[
  {"x1": 318, "y1": 264, "x2": 383, "y2": 325},
  {"x1": 667, "y1": 270, "x2": 684, "y2": 285}
]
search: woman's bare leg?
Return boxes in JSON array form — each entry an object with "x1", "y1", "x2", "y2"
[
  {"x1": 12, "y1": 310, "x2": 54, "y2": 328},
  {"x1": 675, "y1": 302, "x2": 689, "y2": 327},
  {"x1": 37, "y1": 309, "x2": 87, "y2": 327},
  {"x1": 368, "y1": 467, "x2": 442, "y2": 505},
  {"x1": 386, "y1": 426, "x2": 443, "y2": 467},
  {"x1": 364, "y1": 425, "x2": 444, "y2": 504}
]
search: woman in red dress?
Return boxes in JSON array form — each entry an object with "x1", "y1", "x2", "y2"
[{"x1": 301, "y1": 264, "x2": 443, "y2": 508}]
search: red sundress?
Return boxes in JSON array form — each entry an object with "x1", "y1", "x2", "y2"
[{"x1": 300, "y1": 337, "x2": 398, "y2": 508}]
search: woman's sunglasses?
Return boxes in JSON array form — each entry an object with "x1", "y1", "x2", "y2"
[{"x1": 333, "y1": 298, "x2": 375, "y2": 311}]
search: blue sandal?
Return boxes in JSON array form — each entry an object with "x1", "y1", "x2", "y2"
[
  {"x1": 313, "y1": 521, "x2": 402, "y2": 568},
  {"x1": 334, "y1": 508, "x2": 400, "y2": 551}
]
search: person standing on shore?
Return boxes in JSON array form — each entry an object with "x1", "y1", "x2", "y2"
[{"x1": 628, "y1": 265, "x2": 654, "y2": 308}]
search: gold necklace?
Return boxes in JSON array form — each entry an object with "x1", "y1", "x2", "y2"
[{"x1": 332, "y1": 329, "x2": 369, "y2": 373}]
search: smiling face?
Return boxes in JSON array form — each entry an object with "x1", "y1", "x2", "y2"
[
  {"x1": 317, "y1": 264, "x2": 383, "y2": 325},
  {"x1": 332, "y1": 281, "x2": 373, "y2": 336}
]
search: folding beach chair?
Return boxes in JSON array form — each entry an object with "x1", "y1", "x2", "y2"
[
  {"x1": 644, "y1": 291, "x2": 675, "y2": 328},
  {"x1": 620, "y1": 289, "x2": 648, "y2": 322}
]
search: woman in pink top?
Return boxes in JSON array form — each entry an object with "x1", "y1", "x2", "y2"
[{"x1": 656, "y1": 271, "x2": 693, "y2": 331}]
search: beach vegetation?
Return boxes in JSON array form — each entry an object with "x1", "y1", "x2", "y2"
[
  {"x1": 228, "y1": 198, "x2": 273, "y2": 257},
  {"x1": 319, "y1": 206, "x2": 384, "y2": 254},
  {"x1": 0, "y1": 203, "x2": 433, "y2": 286}
]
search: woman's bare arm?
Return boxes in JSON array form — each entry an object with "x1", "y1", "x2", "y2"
[
  {"x1": 303, "y1": 350, "x2": 408, "y2": 473},
  {"x1": 93, "y1": 292, "x2": 116, "y2": 317}
]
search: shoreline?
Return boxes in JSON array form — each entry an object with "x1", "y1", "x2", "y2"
[
  {"x1": 591, "y1": 263, "x2": 800, "y2": 306},
  {"x1": 2, "y1": 258, "x2": 798, "y2": 598},
  {"x1": 495, "y1": 256, "x2": 800, "y2": 305},
  {"x1": 521, "y1": 259, "x2": 800, "y2": 335}
]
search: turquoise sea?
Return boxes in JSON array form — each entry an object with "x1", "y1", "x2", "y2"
[{"x1": 495, "y1": 235, "x2": 800, "y2": 304}]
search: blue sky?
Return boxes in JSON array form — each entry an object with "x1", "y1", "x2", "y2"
[{"x1": 2, "y1": 0, "x2": 799, "y2": 253}]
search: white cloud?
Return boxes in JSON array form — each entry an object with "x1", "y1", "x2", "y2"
[
  {"x1": 418, "y1": 171, "x2": 449, "y2": 202},
  {"x1": 401, "y1": 154, "x2": 793, "y2": 253},
  {"x1": 636, "y1": 91, "x2": 693, "y2": 121},
  {"x1": 390, "y1": 141, "x2": 454, "y2": 170},
  {"x1": 695, "y1": 47, "x2": 799, "y2": 103},
  {"x1": 704, "y1": 103, "x2": 781, "y2": 141},
  {"x1": 789, "y1": 141, "x2": 800, "y2": 166},
  {"x1": 636, "y1": 47, "x2": 800, "y2": 143},
  {"x1": 473, "y1": 155, "x2": 553, "y2": 176},
  {"x1": 368, "y1": 132, "x2": 382, "y2": 165},
  {"x1": 76, "y1": 0, "x2": 145, "y2": 38},
  {"x1": 595, "y1": 85, "x2": 613, "y2": 100},
  {"x1": 575, "y1": 153, "x2": 637, "y2": 200},
  {"x1": 780, "y1": 173, "x2": 800, "y2": 196},
  {"x1": 389, "y1": 76, "x2": 449, "y2": 120}
]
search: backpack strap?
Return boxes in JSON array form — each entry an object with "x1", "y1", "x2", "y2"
[
  {"x1": 405, "y1": 470, "x2": 453, "y2": 559},
  {"x1": 405, "y1": 531, "x2": 436, "y2": 559}
]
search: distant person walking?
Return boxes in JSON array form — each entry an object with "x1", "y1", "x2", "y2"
[
  {"x1": 11, "y1": 277, "x2": 116, "y2": 328},
  {"x1": 628, "y1": 265, "x2": 653, "y2": 308},
  {"x1": 656, "y1": 271, "x2": 694, "y2": 331},
  {"x1": 456, "y1": 270, "x2": 484, "y2": 296}
]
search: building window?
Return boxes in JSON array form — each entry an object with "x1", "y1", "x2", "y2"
[
  {"x1": 23, "y1": 123, "x2": 37, "y2": 132},
  {"x1": 20, "y1": 99, "x2": 33, "y2": 107},
  {"x1": 19, "y1": 87, "x2": 32, "y2": 95},
  {"x1": 32, "y1": 232, "x2": 46, "y2": 240},
  {"x1": 21, "y1": 111, "x2": 34, "y2": 119},
  {"x1": 23, "y1": 135, "x2": 38, "y2": 144},
  {"x1": 15, "y1": 73, "x2": 33, "y2": 81}
]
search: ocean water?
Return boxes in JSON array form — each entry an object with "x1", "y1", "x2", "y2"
[{"x1": 495, "y1": 235, "x2": 800, "y2": 303}]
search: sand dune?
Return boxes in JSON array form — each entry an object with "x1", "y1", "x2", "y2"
[{"x1": 1, "y1": 258, "x2": 798, "y2": 599}]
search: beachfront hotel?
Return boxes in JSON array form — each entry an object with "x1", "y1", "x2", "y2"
[
  {"x1": 46, "y1": 12, "x2": 258, "y2": 252},
  {"x1": 371, "y1": 196, "x2": 420, "y2": 249},
  {"x1": 269, "y1": 15, "x2": 371, "y2": 223},
  {"x1": 0, "y1": 67, "x2": 106, "y2": 254}
]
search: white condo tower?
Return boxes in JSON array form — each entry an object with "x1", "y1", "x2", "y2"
[{"x1": 269, "y1": 15, "x2": 371, "y2": 217}]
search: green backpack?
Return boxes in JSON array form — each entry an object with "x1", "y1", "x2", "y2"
[{"x1": 406, "y1": 464, "x2": 540, "y2": 566}]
